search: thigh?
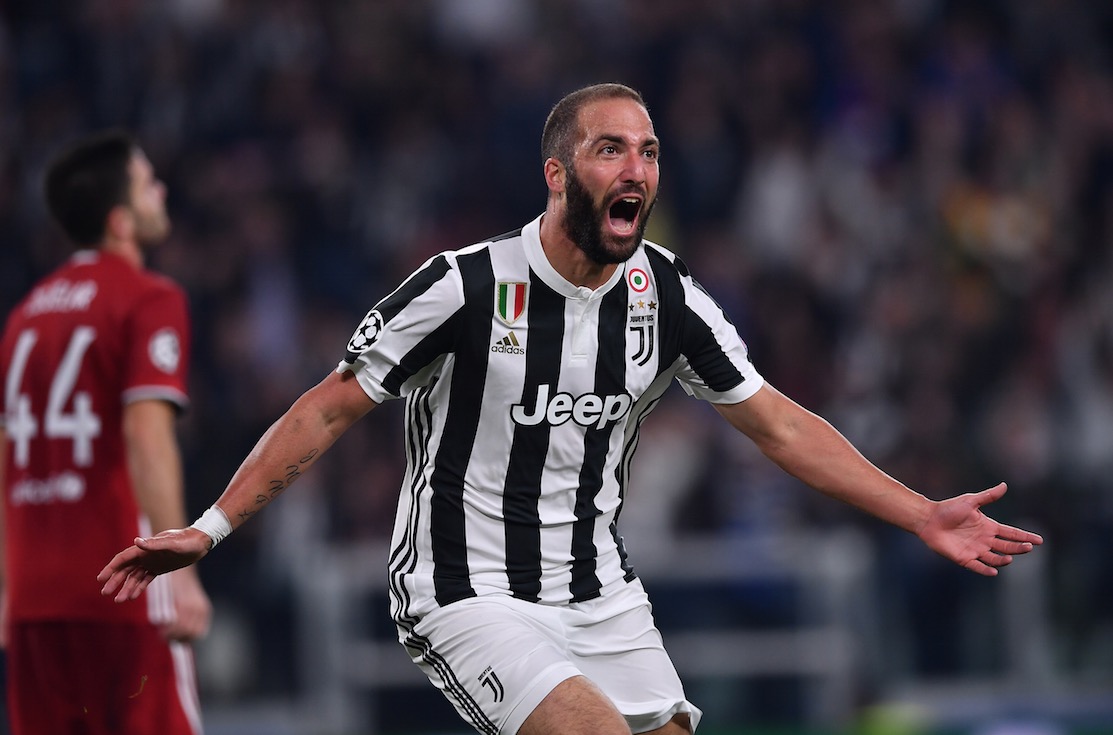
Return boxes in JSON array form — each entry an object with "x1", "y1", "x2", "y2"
[
  {"x1": 566, "y1": 581, "x2": 702, "y2": 733},
  {"x1": 404, "y1": 596, "x2": 583, "y2": 735},
  {"x1": 7, "y1": 621, "x2": 201, "y2": 735},
  {"x1": 519, "y1": 675, "x2": 630, "y2": 735}
]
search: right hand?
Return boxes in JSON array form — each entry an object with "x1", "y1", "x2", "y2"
[
  {"x1": 159, "y1": 567, "x2": 213, "y2": 642},
  {"x1": 98, "y1": 527, "x2": 211, "y2": 603}
]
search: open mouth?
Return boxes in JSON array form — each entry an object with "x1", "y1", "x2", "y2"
[{"x1": 607, "y1": 196, "x2": 642, "y2": 236}]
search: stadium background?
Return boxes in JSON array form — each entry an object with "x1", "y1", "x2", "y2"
[{"x1": 1, "y1": 0, "x2": 1112, "y2": 733}]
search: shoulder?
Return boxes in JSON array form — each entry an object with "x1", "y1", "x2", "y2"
[
  {"x1": 454, "y1": 228, "x2": 524, "y2": 260},
  {"x1": 109, "y1": 270, "x2": 189, "y2": 325},
  {"x1": 125, "y1": 269, "x2": 185, "y2": 306},
  {"x1": 77, "y1": 252, "x2": 186, "y2": 302},
  {"x1": 427, "y1": 229, "x2": 525, "y2": 279},
  {"x1": 138, "y1": 267, "x2": 184, "y2": 294},
  {"x1": 641, "y1": 240, "x2": 691, "y2": 277}
]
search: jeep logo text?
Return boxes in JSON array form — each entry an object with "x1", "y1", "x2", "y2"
[{"x1": 511, "y1": 383, "x2": 632, "y2": 429}]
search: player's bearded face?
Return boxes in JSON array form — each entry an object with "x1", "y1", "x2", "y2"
[
  {"x1": 127, "y1": 153, "x2": 172, "y2": 246},
  {"x1": 563, "y1": 165, "x2": 655, "y2": 265},
  {"x1": 132, "y1": 205, "x2": 171, "y2": 245}
]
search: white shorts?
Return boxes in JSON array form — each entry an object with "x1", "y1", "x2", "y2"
[{"x1": 400, "y1": 577, "x2": 702, "y2": 734}]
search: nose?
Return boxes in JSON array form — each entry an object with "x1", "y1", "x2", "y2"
[{"x1": 621, "y1": 150, "x2": 648, "y2": 185}]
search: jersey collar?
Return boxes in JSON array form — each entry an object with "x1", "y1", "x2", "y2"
[{"x1": 523, "y1": 214, "x2": 627, "y2": 301}]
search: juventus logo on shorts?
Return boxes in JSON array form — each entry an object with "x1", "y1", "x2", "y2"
[{"x1": 478, "y1": 666, "x2": 504, "y2": 702}]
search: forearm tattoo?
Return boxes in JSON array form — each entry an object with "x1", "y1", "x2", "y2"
[{"x1": 236, "y1": 448, "x2": 320, "y2": 523}]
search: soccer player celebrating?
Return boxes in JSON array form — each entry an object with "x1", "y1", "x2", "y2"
[
  {"x1": 99, "y1": 85, "x2": 1041, "y2": 735},
  {"x1": 1, "y1": 131, "x2": 211, "y2": 734}
]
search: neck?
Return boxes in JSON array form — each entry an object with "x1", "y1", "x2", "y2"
[
  {"x1": 100, "y1": 237, "x2": 144, "y2": 269},
  {"x1": 538, "y1": 206, "x2": 616, "y2": 291}
]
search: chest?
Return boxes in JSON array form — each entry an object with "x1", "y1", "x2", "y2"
[{"x1": 466, "y1": 273, "x2": 669, "y2": 411}]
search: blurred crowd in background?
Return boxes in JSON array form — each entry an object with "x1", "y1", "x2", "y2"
[{"x1": 2, "y1": 0, "x2": 1112, "y2": 727}]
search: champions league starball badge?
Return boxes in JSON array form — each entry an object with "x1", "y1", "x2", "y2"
[
  {"x1": 148, "y1": 328, "x2": 182, "y2": 373},
  {"x1": 347, "y1": 309, "x2": 385, "y2": 353}
]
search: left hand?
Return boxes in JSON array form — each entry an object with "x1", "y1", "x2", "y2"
[{"x1": 918, "y1": 482, "x2": 1044, "y2": 576}]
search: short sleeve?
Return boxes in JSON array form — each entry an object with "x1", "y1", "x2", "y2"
[
  {"x1": 337, "y1": 254, "x2": 462, "y2": 403},
  {"x1": 672, "y1": 278, "x2": 764, "y2": 404},
  {"x1": 122, "y1": 283, "x2": 190, "y2": 410}
]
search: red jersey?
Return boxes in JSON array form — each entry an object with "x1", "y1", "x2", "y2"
[{"x1": 1, "y1": 250, "x2": 190, "y2": 623}]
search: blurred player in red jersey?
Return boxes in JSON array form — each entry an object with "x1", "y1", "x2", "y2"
[{"x1": 0, "y1": 130, "x2": 211, "y2": 734}]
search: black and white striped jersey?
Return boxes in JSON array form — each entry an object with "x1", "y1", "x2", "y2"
[{"x1": 338, "y1": 215, "x2": 763, "y2": 630}]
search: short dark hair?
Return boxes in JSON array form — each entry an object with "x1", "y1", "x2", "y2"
[
  {"x1": 43, "y1": 129, "x2": 138, "y2": 247},
  {"x1": 541, "y1": 83, "x2": 647, "y2": 166}
]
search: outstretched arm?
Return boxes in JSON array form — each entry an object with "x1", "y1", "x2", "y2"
[
  {"x1": 98, "y1": 369, "x2": 376, "y2": 601},
  {"x1": 715, "y1": 384, "x2": 1043, "y2": 576}
]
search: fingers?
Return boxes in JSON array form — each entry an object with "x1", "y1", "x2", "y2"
[
  {"x1": 964, "y1": 549, "x2": 1015, "y2": 576},
  {"x1": 99, "y1": 570, "x2": 129, "y2": 600},
  {"x1": 98, "y1": 554, "x2": 135, "y2": 599},
  {"x1": 973, "y1": 482, "x2": 1008, "y2": 507},
  {"x1": 134, "y1": 535, "x2": 162, "y2": 551},
  {"x1": 98, "y1": 572, "x2": 121, "y2": 598},
  {"x1": 963, "y1": 558, "x2": 1000, "y2": 577},
  {"x1": 111, "y1": 569, "x2": 154, "y2": 603},
  {"x1": 956, "y1": 530, "x2": 1045, "y2": 577},
  {"x1": 995, "y1": 522, "x2": 1044, "y2": 546},
  {"x1": 96, "y1": 542, "x2": 146, "y2": 583},
  {"x1": 992, "y1": 537, "x2": 1038, "y2": 555},
  {"x1": 971, "y1": 482, "x2": 1045, "y2": 548},
  {"x1": 966, "y1": 534, "x2": 1044, "y2": 575},
  {"x1": 98, "y1": 546, "x2": 156, "y2": 602}
]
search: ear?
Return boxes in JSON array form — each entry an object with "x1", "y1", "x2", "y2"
[
  {"x1": 543, "y1": 157, "x2": 566, "y2": 194},
  {"x1": 104, "y1": 204, "x2": 134, "y2": 239},
  {"x1": 104, "y1": 204, "x2": 135, "y2": 241}
]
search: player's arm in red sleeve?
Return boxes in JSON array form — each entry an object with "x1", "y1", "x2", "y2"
[
  {"x1": 120, "y1": 283, "x2": 211, "y2": 638},
  {"x1": 714, "y1": 383, "x2": 1043, "y2": 576},
  {"x1": 100, "y1": 369, "x2": 377, "y2": 602}
]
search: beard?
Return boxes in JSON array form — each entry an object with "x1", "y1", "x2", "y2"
[
  {"x1": 563, "y1": 167, "x2": 654, "y2": 265},
  {"x1": 133, "y1": 208, "x2": 171, "y2": 246}
]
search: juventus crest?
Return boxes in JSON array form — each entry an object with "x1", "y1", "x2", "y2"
[{"x1": 627, "y1": 267, "x2": 656, "y2": 366}]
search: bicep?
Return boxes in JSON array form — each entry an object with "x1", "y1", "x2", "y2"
[
  {"x1": 123, "y1": 399, "x2": 177, "y2": 444},
  {"x1": 713, "y1": 383, "x2": 812, "y2": 449},
  {"x1": 122, "y1": 400, "x2": 180, "y2": 479},
  {"x1": 122, "y1": 399, "x2": 185, "y2": 530},
  {"x1": 301, "y1": 369, "x2": 378, "y2": 438}
]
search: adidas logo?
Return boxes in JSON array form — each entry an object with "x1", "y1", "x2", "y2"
[{"x1": 490, "y1": 331, "x2": 525, "y2": 355}]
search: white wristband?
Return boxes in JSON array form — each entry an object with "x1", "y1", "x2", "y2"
[{"x1": 190, "y1": 506, "x2": 233, "y2": 549}]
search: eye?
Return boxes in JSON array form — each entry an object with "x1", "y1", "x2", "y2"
[
  {"x1": 643, "y1": 149, "x2": 659, "y2": 161},
  {"x1": 601, "y1": 144, "x2": 618, "y2": 155}
]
